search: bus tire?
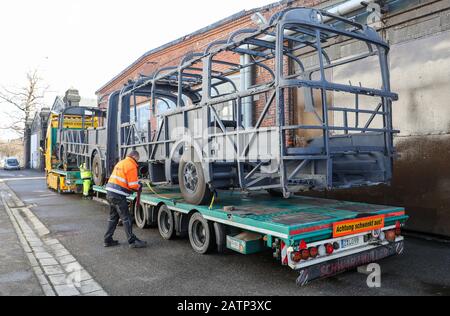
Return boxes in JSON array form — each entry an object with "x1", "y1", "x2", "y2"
[
  {"x1": 178, "y1": 148, "x2": 212, "y2": 205},
  {"x1": 92, "y1": 153, "x2": 104, "y2": 186}
]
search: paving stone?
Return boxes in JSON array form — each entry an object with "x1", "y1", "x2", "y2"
[
  {"x1": 58, "y1": 254, "x2": 76, "y2": 265},
  {"x1": 78, "y1": 279, "x2": 102, "y2": 294},
  {"x1": 84, "y1": 290, "x2": 108, "y2": 296},
  {"x1": 32, "y1": 246, "x2": 47, "y2": 253},
  {"x1": 35, "y1": 252, "x2": 53, "y2": 260},
  {"x1": 42, "y1": 265, "x2": 64, "y2": 276},
  {"x1": 50, "y1": 243, "x2": 65, "y2": 251},
  {"x1": 41, "y1": 284, "x2": 56, "y2": 296},
  {"x1": 26, "y1": 253, "x2": 40, "y2": 267},
  {"x1": 54, "y1": 249, "x2": 70, "y2": 257},
  {"x1": 54, "y1": 284, "x2": 80, "y2": 296},
  {"x1": 44, "y1": 239, "x2": 59, "y2": 246},
  {"x1": 39, "y1": 258, "x2": 59, "y2": 266},
  {"x1": 36, "y1": 273, "x2": 50, "y2": 286},
  {"x1": 28, "y1": 241, "x2": 43, "y2": 247},
  {"x1": 48, "y1": 274, "x2": 69, "y2": 286}
]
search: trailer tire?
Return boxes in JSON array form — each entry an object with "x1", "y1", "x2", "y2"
[
  {"x1": 214, "y1": 222, "x2": 227, "y2": 254},
  {"x1": 158, "y1": 205, "x2": 175, "y2": 240},
  {"x1": 92, "y1": 153, "x2": 105, "y2": 186},
  {"x1": 134, "y1": 202, "x2": 149, "y2": 229},
  {"x1": 178, "y1": 149, "x2": 212, "y2": 205},
  {"x1": 188, "y1": 212, "x2": 215, "y2": 255}
]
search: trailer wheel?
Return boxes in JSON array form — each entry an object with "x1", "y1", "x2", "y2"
[
  {"x1": 158, "y1": 205, "x2": 175, "y2": 240},
  {"x1": 134, "y1": 202, "x2": 149, "y2": 229},
  {"x1": 92, "y1": 153, "x2": 105, "y2": 186},
  {"x1": 188, "y1": 212, "x2": 214, "y2": 254},
  {"x1": 178, "y1": 149, "x2": 212, "y2": 205}
]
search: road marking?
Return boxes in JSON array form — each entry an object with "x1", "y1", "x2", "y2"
[
  {"x1": 0, "y1": 182, "x2": 108, "y2": 296},
  {"x1": 0, "y1": 177, "x2": 46, "y2": 182}
]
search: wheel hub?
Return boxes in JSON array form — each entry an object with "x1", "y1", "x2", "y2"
[
  {"x1": 184, "y1": 162, "x2": 199, "y2": 194},
  {"x1": 192, "y1": 221, "x2": 206, "y2": 246}
]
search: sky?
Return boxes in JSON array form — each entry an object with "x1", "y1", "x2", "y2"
[{"x1": 0, "y1": 0, "x2": 276, "y2": 140}]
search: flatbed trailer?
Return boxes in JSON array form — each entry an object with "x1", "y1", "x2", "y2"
[{"x1": 93, "y1": 185, "x2": 408, "y2": 285}]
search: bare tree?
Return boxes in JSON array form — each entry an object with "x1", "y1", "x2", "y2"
[
  {"x1": 0, "y1": 140, "x2": 23, "y2": 160},
  {"x1": 0, "y1": 69, "x2": 48, "y2": 136}
]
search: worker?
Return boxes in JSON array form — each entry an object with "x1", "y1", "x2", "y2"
[
  {"x1": 104, "y1": 150, "x2": 147, "y2": 249},
  {"x1": 79, "y1": 163, "x2": 92, "y2": 200}
]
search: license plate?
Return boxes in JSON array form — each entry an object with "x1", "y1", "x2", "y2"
[{"x1": 341, "y1": 236, "x2": 361, "y2": 249}]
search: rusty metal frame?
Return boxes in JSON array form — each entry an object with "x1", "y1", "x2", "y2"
[{"x1": 90, "y1": 8, "x2": 398, "y2": 195}]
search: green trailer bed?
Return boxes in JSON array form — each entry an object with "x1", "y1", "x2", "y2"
[
  {"x1": 93, "y1": 185, "x2": 408, "y2": 283},
  {"x1": 93, "y1": 185, "x2": 407, "y2": 243}
]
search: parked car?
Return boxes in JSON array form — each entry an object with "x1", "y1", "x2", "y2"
[{"x1": 4, "y1": 157, "x2": 21, "y2": 171}]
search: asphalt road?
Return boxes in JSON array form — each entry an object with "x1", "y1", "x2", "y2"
[{"x1": 1, "y1": 169, "x2": 449, "y2": 296}]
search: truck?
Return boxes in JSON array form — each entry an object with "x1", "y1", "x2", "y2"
[
  {"x1": 45, "y1": 106, "x2": 105, "y2": 193},
  {"x1": 49, "y1": 7, "x2": 408, "y2": 284}
]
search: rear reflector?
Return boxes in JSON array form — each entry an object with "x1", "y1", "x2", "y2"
[{"x1": 291, "y1": 252, "x2": 302, "y2": 263}]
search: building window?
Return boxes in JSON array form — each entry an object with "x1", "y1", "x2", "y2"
[{"x1": 131, "y1": 102, "x2": 151, "y2": 133}]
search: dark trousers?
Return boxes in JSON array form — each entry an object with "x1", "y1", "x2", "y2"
[{"x1": 105, "y1": 193, "x2": 136, "y2": 244}]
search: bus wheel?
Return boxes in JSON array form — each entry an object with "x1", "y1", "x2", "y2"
[
  {"x1": 178, "y1": 148, "x2": 212, "y2": 205},
  {"x1": 92, "y1": 153, "x2": 104, "y2": 186},
  {"x1": 188, "y1": 212, "x2": 214, "y2": 255},
  {"x1": 158, "y1": 205, "x2": 175, "y2": 240}
]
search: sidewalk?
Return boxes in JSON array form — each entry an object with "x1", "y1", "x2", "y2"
[
  {"x1": 0, "y1": 179, "x2": 108, "y2": 296},
  {"x1": 0, "y1": 192, "x2": 43, "y2": 296}
]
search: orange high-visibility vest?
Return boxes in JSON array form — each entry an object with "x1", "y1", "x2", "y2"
[{"x1": 106, "y1": 157, "x2": 140, "y2": 197}]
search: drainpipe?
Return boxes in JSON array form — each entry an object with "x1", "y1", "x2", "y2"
[
  {"x1": 239, "y1": 0, "x2": 376, "y2": 127},
  {"x1": 240, "y1": 49, "x2": 253, "y2": 129},
  {"x1": 325, "y1": 0, "x2": 376, "y2": 18}
]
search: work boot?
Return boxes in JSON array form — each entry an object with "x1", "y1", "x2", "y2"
[
  {"x1": 104, "y1": 239, "x2": 120, "y2": 248},
  {"x1": 129, "y1": 239, "x2": 147, "y2": 249}
]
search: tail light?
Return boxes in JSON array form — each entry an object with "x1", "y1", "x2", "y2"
[
  {"x1": 309, "y1": 247, "x2": 318, "y2": 258},
  {"x1": 333, "y1": 242, "x2": 340, "y2": 250},
  {"x1": 301, "y1": 249, "x2": 310, "y2": 260},
  {"x1": 299, "y1": 240, "x2": 307, "y2": 250},
  {"x1": 291, "y1": 252, "x2": 302, "y2": 263},
  {"x1": 326, "y1": 243, "x2": 334, "y2": 255},
  {"x1": 385, "y1": 230, "x2": 396, "y2": 242},
  {"x1": 395, "y1": 221, "x2": 402, "y2": 236}
]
